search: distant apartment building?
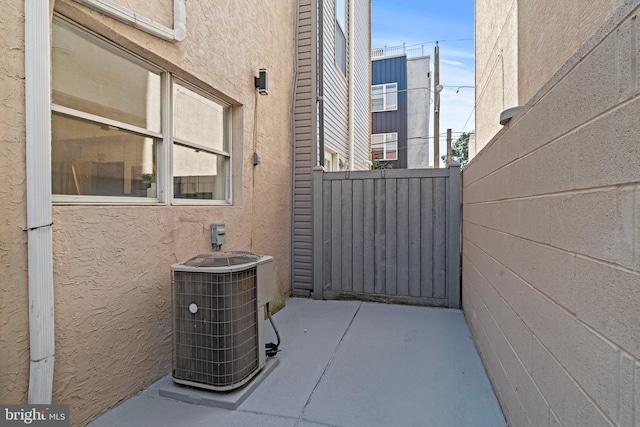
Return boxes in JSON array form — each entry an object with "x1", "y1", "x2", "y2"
[{"x1": 371, "y1": 46, "x2": 431, "y2": 168}]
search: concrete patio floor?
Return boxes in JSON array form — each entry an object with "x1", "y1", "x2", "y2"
[{"x1": 88, "y1": 299, "x2": 506, "y2": 427}]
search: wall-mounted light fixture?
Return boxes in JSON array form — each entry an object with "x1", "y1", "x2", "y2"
[{"x1": 254, "y1": 68, "x2": 269, "y2": 95}]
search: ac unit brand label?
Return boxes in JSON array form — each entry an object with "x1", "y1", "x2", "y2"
[{"x1": 1, "y1": 405, "x2": 69, "y2": 426}]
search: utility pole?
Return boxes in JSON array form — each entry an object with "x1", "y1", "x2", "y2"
[
  {"x1": 446, "y1": 128, "x2": 452, "y2": 165},
  {"x1": 433, "y1": 41, "x2": 442, "y2": 168}
]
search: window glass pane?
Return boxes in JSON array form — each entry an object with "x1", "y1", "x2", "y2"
[
  {"x1": 335, "y1": 26, "x2": 347, "y2": 76},
  {"x1": 372, "y1": 97, "x2": 384, "y2": 112},
  {"x1": 173, "y1": 144, "x2": 227, "y2": 201},
  {"x1": 385, "y1": 83, "x2": 398, "y2": 110},
  {"x1": 372, "y1": 86, "x2": 384, "y2": 112},
  {"x1": 336, "y1": 0, "x2": 346, "y2": 31},
  {"x1": 371, "y1": 135, "x2": 384, "y2": 160},
  {"x1": 372, "y1": 133, "x2": 398, "y2": 161},
  {"x1": 372, "y1": 145, "x2": 384, "y2": 160},
  {"x1": 386, "y1": 140, "x2": 398, "y2": 160},
  {"x1": 52, "y1": 21, "x2": 161, "y2": 133},
  {"x1": 371, "y1": 143, "x2": 384, "y2": 160},
  {"x1": 173, "y1": 83, "x2": 228, "y2": 153},
  {"x1": 52, "y1": 112, "x2": 157, "y2": 197}
]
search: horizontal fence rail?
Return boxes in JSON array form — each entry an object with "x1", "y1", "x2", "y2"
[{"x1": 312, "y1": 165, "x2": 460, "y2": 308}]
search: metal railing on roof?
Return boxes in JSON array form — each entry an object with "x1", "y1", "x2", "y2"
[{"x1": 371, "y1": 43, "x2": 427, "y2": 59}]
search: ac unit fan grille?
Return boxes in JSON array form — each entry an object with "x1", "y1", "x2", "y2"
[{"x1": 172, "y1": 267, "x2": 258, "y2": 388}]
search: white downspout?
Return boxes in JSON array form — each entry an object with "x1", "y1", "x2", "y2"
[
  {"x1": 25, "y1": 0, "x2": 55, "y2": 404},
  {"x1": 347, "y1": 0, "x2": 355, "y2": 170}
]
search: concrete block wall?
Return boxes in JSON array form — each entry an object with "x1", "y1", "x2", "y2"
[{"x1": 463, "y1": 3, "x2": 640, "y2": 426}]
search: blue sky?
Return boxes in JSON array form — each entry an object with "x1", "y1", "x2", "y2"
[{"x1": 372, "y1": 0, "x2": 475, "y2": 153}]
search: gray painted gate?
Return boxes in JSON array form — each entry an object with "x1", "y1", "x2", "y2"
[{"x1": 310, "y1": 164, "x2": 461, "y2": 308}]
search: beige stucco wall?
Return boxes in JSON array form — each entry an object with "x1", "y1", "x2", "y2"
[
  {"x1": 474, "y1": 0, "x2": 518, "y2": 153},
  {"x1": 1, "y1": 0, "x2": 295, "y2": 425},
  {"x1": 0, "y1": 0, "x2": 31, "y2": 405},
  {"x1": 463, "y1": 2, "x2": 640, "y2": 425},
  {"x1": 475, "y1": 0, "x2": 627, "y2": 152}
]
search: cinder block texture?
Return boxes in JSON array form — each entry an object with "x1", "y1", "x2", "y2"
[{"x1": 465, "y1": 3, "x2": 640, "y2": 427}]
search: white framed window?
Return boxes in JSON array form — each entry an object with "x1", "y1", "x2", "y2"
[
  {"x1": 372, "y1": 83, "x2": 398, "y2": 112},
  {"x1": 51, "y1": 18, "x2": 232, "y2": 204},
  {"x1": 324, "y1": 149, "x2": 339, "y2": 171},
  {"x1": 372, "y1": 133, "x2": 398, "y2": 161},
  {"x1": 335, "y1": 0, "x2": 347, "y2": 76},
  {"x1": 172, "y1": 81, "x2": 231, "y2": 202}
]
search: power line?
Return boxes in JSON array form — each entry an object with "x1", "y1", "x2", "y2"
[
  {"x1": 372, "y1": 133, "x2": 472, "y2": 145},
  {"x1": 372, "y1": 38, "x2": 474, "y2": 50},
  {"x1": 374, "y1": 85, "x2": 474, "y2": 94},
  {"x1": 461, "y1": 106, "x2": 475, "y2": 132}
]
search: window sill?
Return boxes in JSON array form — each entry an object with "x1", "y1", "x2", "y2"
[
  {"x1": 171, "y1": 198, "x2": 231, "y2": 206},
  {"x1": 53, "y1": 195, "x2": 164, "y2": 205}
]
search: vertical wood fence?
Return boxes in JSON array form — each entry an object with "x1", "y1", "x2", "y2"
[{"x1": 311, "y1": 165, "x2": 461, "y2": 308}]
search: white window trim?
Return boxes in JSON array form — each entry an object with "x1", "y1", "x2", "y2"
[
  {"x1": 52, "y1": 195, "x2": 163, "y2": 205},
  {"x1": 323, "y1": 148, "x2": 339, "y2": 171},
  {"x1": 372, "y1": 132, "x2": 398, "y2": 161},
  {"x1": 52, "y1": 17, "x2": 232, "y2": 206},
  {"x1": 51, "y1": 105, "x2": 163, "y2": 140},
  {"x1": 73, "y1": 0, "x2": 186, "y2": 42},
  {"x1": 372, "y1": 83, "x2": 398, "y2": 112},
  {"x1": 170, "y1": 78, "x2": 233, "y2": 204}
]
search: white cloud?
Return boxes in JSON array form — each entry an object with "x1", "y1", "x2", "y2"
[{"x1": 441, "y1": 59, "x2": 465, "y2": 66}]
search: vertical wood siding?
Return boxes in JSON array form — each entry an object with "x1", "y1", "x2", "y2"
[
  {"x1": 293, "y1": 0, "x2": 371, "y2": 295},
  {"x1": 313, "y1": 167, "x2": 461, "y2": 307},
  {"x1": 292, "y1": 0, "x2": 316, "y2": 294}
]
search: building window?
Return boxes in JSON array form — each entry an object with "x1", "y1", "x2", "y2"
[
  {"x1": 51, "y1": 18, "x2": 231, "y2": 204},
  {"x1": 335, "y1": 0, "x2": 347, "y2": 76},
  {"x1": 372, "y1": 83, "x2": 398, "y2": 112},
  {"x1": 172, "y1": 81, "x2": 231, "y2": 201},
  {"x1": 372, "y1": 133, "x2": 398, "y2": 161},
  {"x1": 324, "y1": 150, "x2": 338, "y2": 171}
]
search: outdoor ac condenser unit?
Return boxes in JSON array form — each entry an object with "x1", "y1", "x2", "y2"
[{"x1": 171, "y1": 252, "x2": 275, "y2": 391}]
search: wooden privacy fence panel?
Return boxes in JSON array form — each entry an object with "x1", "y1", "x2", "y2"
[{"x1": 311, "y1": 165, "x2": 461, "y2": 308}]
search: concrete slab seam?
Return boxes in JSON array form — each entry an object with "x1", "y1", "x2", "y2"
[{"x1": 295, "y1": 302, "x2": 363, "y2": 425}]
